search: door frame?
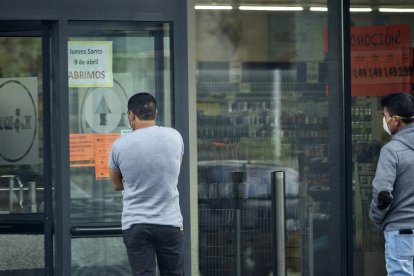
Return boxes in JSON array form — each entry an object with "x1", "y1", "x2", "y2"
[
  {"x1": 1, "y1": 0, "x2": 191, "y2": 275},
  {"x1": 0, "y1": 20, "x2": 54, "y2": 275},
  {"x1": 50, "y1": 19, "x2": 192, "y2": 275}
]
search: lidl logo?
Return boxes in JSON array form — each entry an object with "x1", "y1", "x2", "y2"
[
  {"x1": 0, "y1": 108, "x2": 33, "y2": 133},
  {"x1": 0, "y1": 78, "x2": 38, "y2": 164}
]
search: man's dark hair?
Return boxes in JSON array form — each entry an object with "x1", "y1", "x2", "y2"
[
  {"x1": 381, "y1": 92, "x2": 414, "y2": 124},
  {"x1": 128, "y1": 92, "x2": 157, "y2": 120}
]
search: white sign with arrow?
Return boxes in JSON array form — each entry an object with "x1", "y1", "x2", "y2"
[
  {"x1": 83, "y1": 88, "x2": 123, "y2": 133},
  {"x1": 78, "y1": 73, "x2": 133, "y2": 134}
]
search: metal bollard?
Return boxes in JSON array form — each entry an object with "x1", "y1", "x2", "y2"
[
  {"x1": 28, "y1": 181, "x2": 37, "y2": 213},
  {"x1": 231, "y1": 171, "x2": 246, "y2": 276},
  {"x1": 271, "y1": 171, "x2": 286, "y2": 276},
  {"x1": 9, "y1": 178, "x2": 14, "y2": 213}
]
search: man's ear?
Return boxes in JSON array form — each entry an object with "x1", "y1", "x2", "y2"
[
  {"x1": 129, "y1": 111, "x2": 136, "y2": 121},
  {"x1": 394, "y1": 116, "x2": 401, "y2": 127}
]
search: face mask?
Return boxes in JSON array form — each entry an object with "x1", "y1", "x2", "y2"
[{"x1": 383, "y1": 116, "x2": 392, "y2": 135}]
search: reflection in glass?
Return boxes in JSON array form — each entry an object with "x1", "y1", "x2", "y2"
[
  {"x1": 68, "y1": 23, "x2": 172, "y2": 224},
  {"x1": 195, "y1": 1, "x2": 335, "y2": 275},
  {"x1": 0, "y1": 235, "x2": 44, "y2": 275},
  {"x1": 0, "y1": 37, "x2": 44, "y2": 215},
  {"x1": 72, "y1": 237, "x2": 130, "y2": 276},
  {"x1": 351, "y1": 2, "x2": 414, "y2": 276}
]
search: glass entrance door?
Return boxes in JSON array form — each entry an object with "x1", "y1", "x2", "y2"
[
  {"x1": 0, "y1": 21, "x2": 51, "y2": 276},
  {"x1": 67, "y1": 22, "x2": 173, "y2": 275}
]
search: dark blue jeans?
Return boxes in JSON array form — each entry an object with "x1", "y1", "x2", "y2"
[{"x1": 123, "y1": 224, "x2": 184, "y2": 276}]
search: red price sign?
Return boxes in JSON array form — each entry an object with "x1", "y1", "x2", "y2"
[
  {"x1": 351, "y1": 25, "x2": 413, "y2": 96},
  {"x1": 352, "y1": 49, "x2": 413, "y2": 84}
]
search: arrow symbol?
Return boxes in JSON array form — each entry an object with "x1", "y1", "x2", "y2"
[
  {"x1": 95, "y1": 96, "x2": 111, "y2": 126},
  {"x1": 118, "y1": 112, "x2": 127, "y2": 127}
]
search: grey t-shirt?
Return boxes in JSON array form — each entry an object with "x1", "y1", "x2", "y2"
[{"x1": 108, "y1": 126, "x2": 184, "y2": 230}]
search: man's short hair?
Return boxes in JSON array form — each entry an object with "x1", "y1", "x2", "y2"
[
  {"x1": 381, "y1": 92, "x2": 414, "y2": 124},
  {"x1": 128, "y1": 92, "x2": 157, "y2": 120}
]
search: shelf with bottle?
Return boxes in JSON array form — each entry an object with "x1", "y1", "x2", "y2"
[
  {"x1": 351, "y1": 105, "x2": 373, "y2": 142},
  {"x1": 280, "y1": 111, "x2": 328, "y2": 125},
  {"x1": 197, "y1": 116, "x2": 330, "y2": 145},
  {"x1": 298, "y1": 142, "x2": 330, "y2": 203},
  {"x1": 228, "y1": 99, "x2": 273, "y2": 113},
  {"x1": 302, "y1": 144, "x2": 329, "y2": 158}
]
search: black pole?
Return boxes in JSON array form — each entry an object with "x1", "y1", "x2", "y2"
[
  {"x1": 42, "y1": 20, "x2": 54, "y2": 276},
  {"x1": 231, "y1": 171, "x2": 245, "y2": 276}
]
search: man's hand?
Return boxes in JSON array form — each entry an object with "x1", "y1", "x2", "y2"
[
  {"x1": 377, "y1": 191, "x2": 393, "y2": 210},
  {"x1": 110, "y1": 169, "x2": 124, "y2": 191}
]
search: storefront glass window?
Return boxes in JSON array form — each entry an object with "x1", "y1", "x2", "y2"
[
  {"x1": 71, "y1": 237, "x2": 130, "y2": 275},
  {"x1": 0, "y1": 37, "x2": 44, "y2": 215},
  {"x1": 0, "y1": 235, "x2": 44, "y2": 274},
  {"x1": 351, "y1": 2, "x2": 414, "y2": 276},
  {"x1": 0, "y1": 34, "x2": 44, "y2": 275},
  {"x1": 194, "y1": 1, "x2": 345, "y2": 275}
]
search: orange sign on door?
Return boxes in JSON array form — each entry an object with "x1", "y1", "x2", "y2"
[
  {"x1": 69, "y1": 133, "x2": 120, "y2": 180},
  {"x1": 69, "y1": 134, "x2": 95, "y2": 167},
  {"x1": 94, "y1": 133, "x2": 120, "y2": 180}
]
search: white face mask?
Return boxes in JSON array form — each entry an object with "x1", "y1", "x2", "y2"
[{"x1": 383, "y1": 116, "x2": 392, "y2": 135}]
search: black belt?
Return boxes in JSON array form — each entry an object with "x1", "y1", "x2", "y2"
[{"x1": 399, "y1": 229, "x2": 413, "y2": 234}]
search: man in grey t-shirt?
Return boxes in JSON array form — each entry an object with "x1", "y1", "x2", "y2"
[{"x1": 108, "y1": 92, "x2": 184, "y2": 276}]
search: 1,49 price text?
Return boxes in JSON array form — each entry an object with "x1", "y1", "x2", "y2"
[{"x1": 353, "y1": 65, "x2": 414, "y2": 79}]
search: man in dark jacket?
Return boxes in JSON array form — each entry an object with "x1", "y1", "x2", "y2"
[{"x1": 369, "y1": 92, "x2": 414, "y2": 275}]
